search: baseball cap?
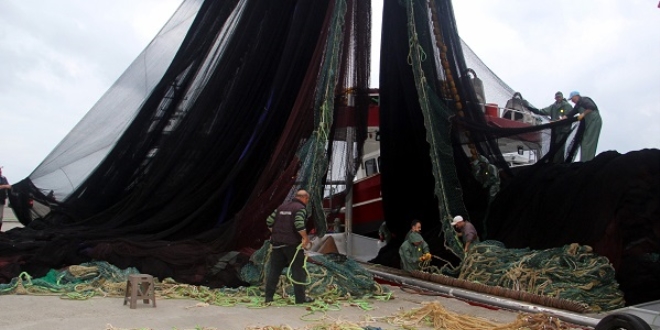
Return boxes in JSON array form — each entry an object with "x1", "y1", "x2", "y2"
[{"x1": 450, "y1": 216, "x2": 464, "y2": 227}]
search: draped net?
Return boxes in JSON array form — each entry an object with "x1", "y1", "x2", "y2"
[{"x1": 3, "y1": 0, "x2": 658, "y2": 306}]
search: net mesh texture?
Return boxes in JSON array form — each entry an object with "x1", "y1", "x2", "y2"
[{"x1": 2, "y1": 0, "x2": 658, "y2": 308}]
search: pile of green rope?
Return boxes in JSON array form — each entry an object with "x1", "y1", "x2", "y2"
[
  {"x1": 0, "y1": 261, "x2": 139, "y2": 299},
  {"x1": 458, "y1": 241, "x2": 625, "y2": 312},
  {"x1": 0, "y1": 256, "x2": 389, "y2": 315},
  {"x1": 241, "y1": 241, "x2": 391, "y2": 302}
]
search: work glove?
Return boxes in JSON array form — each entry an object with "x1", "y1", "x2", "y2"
[{"x1": 419, "y1": 253, "x2": 432, "y2": 261}]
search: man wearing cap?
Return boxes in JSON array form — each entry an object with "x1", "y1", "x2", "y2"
[
  {"x1": 451, "y1": 216, "x2": 479, "y2": 252},
  {"x1": 399, "y1": 220, "x2": 431, "y2": 272},
  {"x1": 531, "y1": 92, "x2": 573, "y2": 163},
  {"x1": 563, "y1": 91, "x2": 602, "y2": 162}
]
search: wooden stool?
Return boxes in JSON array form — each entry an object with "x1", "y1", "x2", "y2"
[{"x1": 124, "y1": 274, "x2": 156, "y2": 309}]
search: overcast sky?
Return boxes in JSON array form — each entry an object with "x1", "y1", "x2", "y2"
[{"x1": 1, "y1": 1, "x2": 658, "y2": 181}]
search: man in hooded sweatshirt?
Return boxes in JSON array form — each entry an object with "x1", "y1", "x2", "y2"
[{"x1": 399, "y1": 220, "x2": 431, "y2": 272}]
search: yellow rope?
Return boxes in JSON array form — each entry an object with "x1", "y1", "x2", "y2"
[
  {"x1": 106, "y1": 325, "x2": 218, "y2": 330},
  {"x1": 286, "y1": 244, "x2": 312, "y2": 286},
  {"x1": 390, "y1": 301, "x2": 572, "y2": 330},
  {"x1": 248, "y1": 300, "x2": 576, "y2": 330}
]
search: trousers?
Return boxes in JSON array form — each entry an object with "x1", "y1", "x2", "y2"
[
  {"x1": 580, "y1": 111, "x2": 602, "y2": 162},
  {"x1": 264, "y1": 244, "x2": 306, "y2": 303}
]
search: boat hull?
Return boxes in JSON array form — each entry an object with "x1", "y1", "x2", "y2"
[{"x1": 324, "y1": 173, "x2": 383, "y2": 236}]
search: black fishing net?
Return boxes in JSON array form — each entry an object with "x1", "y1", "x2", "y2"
[
  {"x1": 2, "y1": 0, "x2": 658, "y2": 307},
  {"x1": 3, "y1": 0, "x2": 370, "y2": 287},
  {"x1": 369, "y1": 0, "x2": 658, "y2": 306}
]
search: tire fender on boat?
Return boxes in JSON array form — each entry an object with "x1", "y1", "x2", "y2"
[{"x1": 595, "y1": 313, "x2": 651, "y2": 330}]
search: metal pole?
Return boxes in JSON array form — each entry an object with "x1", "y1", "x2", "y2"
[
  {"x1": 344, "y1": 124, "x2": 354, "y2": 258},
  {"x1": 345, "y1": 186, "x2": 353, "y2": 257},
  {"x1": 365, "y1": 267, "x2": 601, "y2": 328}
]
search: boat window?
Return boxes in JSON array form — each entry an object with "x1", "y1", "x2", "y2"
[{"x1": 364, "y1": 158, "x2": 378, "y2": 176}]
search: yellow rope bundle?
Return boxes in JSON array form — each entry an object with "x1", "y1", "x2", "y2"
[
  {"x1": 458, "y1": 242, "x2": 624, "y2": 312},
  {"x1": 14, "y1": 276, "x2": 28, "y2": 295},
  {"x1": 243, "y1": 301, "x2": 577, "y2": 330},
  {"x1": 68, "y1": 265, "x2": 99, "y2": 278},
  {"x1": 389, "y1": 301, "x2": 571, "y2": 330},
  {"x1": 106, "y1": 325, "x2": 218, "y2": 330}
]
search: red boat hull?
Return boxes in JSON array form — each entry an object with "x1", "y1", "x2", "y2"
[
  {"x1": 486, "y1": 114, "x2": 541, "y2": 143},
  {"x1": 323, "y1": 174, "x2": 384, "y2": 236}
]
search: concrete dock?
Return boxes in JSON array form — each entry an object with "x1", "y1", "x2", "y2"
[
  {"x1": 0, "y1": 207, "x2": 594, "y2": 330},
  {"x1": 0, "y1": 284, "x2": 532, "y2": 330}
]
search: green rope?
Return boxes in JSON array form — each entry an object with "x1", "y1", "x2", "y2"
[
  {"x1": 296, "y1": 0, "x2": 348, "y2": 237},
  {"x1": 454, "y1": 241, "x2": 625, "y2": 312},
  {"x1": 286, "y1": 244, "x2": 312, "y2": 286}
]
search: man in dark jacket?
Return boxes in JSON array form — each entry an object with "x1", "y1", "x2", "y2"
[
  {"x1": 451, "y1": 215, "x2": 479, "y2": 252},
  {"x1": 564, "y1": 91, "x2": 603, "y2": 162},
  {"x1": 264, "y1": 189, "x2": 312, "y2": 304}
]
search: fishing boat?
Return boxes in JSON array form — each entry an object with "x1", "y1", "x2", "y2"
[{"x1": 322, "y1": 87, "x2": 546, "y2": 238}]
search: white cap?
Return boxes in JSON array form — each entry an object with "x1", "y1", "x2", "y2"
[{"x1": 450, "y1": 216, "x2": 464, "y2": 227}]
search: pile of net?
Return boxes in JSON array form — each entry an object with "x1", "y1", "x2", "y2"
[
  {"x1": 0, "y1": 261, "x2": 139, "y2": 298},
  {"x1": 241, "y1": 241, "x2": 390, "y2": 300},
  {"x1": 457, "y1": 241, "x2": 624, "y2": 312}
]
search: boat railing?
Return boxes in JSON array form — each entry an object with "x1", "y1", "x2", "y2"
[{"x1": 482, "y1": 103, "x2": 540, "y2": 125}]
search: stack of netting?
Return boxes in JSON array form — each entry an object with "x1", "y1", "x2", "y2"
[
  {"x1": 459, "y1": 241, "x2": 625, "y2": 312},
  {"x1": 241, "y1": 241, "x2": 389, "y2": 299},
  {"x1": 0, "y1": 261, "x2": 139, "y2": 298},
  {"x1": 305, "y1": 254, "x2": 389, "y2": 297}
]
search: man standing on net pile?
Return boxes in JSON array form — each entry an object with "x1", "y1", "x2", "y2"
[
  {"x1": 530, "y1": 91, "x2": 573, "y2": 163},
  {"x1": 0, "y1": 167, "x2": 11, "y2": 231},
  {"x1": 563, "y1": 91, "x2": 603, "y2": 162},
  {"x1": 451, "y1": 216, "x2": 479, "y2": 252},
  {"x1": 264, "y1": 189, "x2": 313, "y2": 304}
]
